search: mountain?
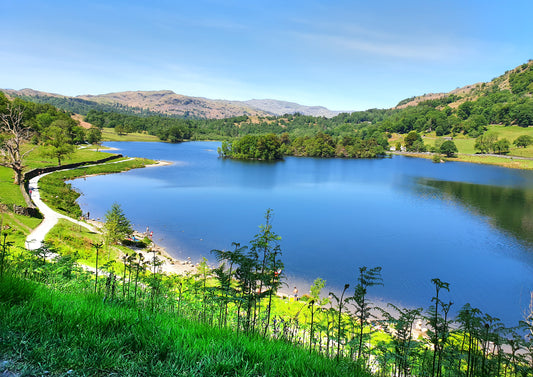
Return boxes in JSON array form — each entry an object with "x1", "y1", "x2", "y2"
[
  {"x1": 2, "y1": 88, "x2": 341, "y2": 119},
  {"x1": 77, "y1": 90, "x2": 267, "y2": 119},
  {"x1": 242, "y1": 99, "x2": 340, "y2": 118}
]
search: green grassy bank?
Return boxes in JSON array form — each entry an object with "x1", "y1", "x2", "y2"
[{"x1": 0, "y1": 275, "x2": 367, "y2": 377}]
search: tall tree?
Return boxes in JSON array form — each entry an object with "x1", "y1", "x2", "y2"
[
  {"x1": 86, "y1": 127, "x2": 102, "y2": 149},
  {"x1": 43, "y1": 121, "x2": 76, "y2": 166},
  {"x1": 104, "y1": 202, "x2": 133, "y2": 246},
  {"x1": 0, "y1": 104, "x2": 35, "y2": 184}
]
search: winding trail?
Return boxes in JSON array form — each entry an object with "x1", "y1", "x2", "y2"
[{"x1": 25, "y1": 158, "x2": 134, "y2": 250}]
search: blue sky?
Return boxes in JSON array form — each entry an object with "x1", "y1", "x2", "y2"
[{"x1": 1, "y1": 0, "x2": 532, "y2": 111}]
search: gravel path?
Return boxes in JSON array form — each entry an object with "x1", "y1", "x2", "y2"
[
  {"x1": 25, "y1": 171, "x2": 97, "y2": 250},
  {"x1": 24, "y1": 158, "x2": 134, "y2": 250}
]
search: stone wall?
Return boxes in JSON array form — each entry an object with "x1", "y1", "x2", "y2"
[
  {"x1": 23, "y1": 154, "x2": 123, "y2": 183},
  {"x1": 18, "y1": 154, "x2": 123, "y2": 217}
]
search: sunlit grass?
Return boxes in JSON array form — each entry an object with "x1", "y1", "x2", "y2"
[
  {"x1": 454, "y1": 154, "x2": 533, "y2": 170},
  {"x1": 0, "y1": 276, "x2": 368, "y2": 376},
  {"x1": 0, "y1": 212, "x2": 42, "y2": 247},
  {"x1": 0, "y1": 166, "x2": 27, "y2": 207},
  {"x1": 102, "y1": 127, "x2": 160, "y2": 142},
  {"x1": 22, "y1": 144, "x2": 117, "y2": 170}
]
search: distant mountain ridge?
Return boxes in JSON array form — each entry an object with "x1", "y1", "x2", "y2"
[
  {"x1": 243, "y1": 99, "x2": 340, "y2": 118},
  {"x1": 2, "y1": 88, "x2": 341, "y2": 118}
]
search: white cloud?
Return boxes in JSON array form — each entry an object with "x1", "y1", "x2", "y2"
[{"x1": 292, "y1": 31, "x2": 467, "y2": 61}]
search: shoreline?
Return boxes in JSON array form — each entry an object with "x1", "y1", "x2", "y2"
[
  {"x1": 86, "y1": 219, "x2": 197, "y2": 276},
  {"x1": 389, "y1": 151, "x2": 533, "y2": 170},
  {"x1": 145, "y1": 160, "x2": 173, "y2": 167}
]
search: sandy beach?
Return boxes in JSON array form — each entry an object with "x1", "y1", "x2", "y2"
[
  {"x1": 86, "y1": 219, "x2": 197, "y2": 276},
  {"x1": 146, "y1": 160, "x2": 173, "y2": 167}
]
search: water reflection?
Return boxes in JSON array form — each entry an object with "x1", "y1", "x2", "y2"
[
  {"x1": 418, "y1": 178, "x2": 533, "y2": 247},
  {"x1": 71, "y1": 142, "x2": 533, "y2": 324}
]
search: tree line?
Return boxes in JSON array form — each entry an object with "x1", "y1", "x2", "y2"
[{"x1": 0, "y1": 92, "x2": 102, "y2": 184}]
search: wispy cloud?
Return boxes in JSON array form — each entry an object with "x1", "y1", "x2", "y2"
[{"x1": 292, "y1": 30, "x2": 466, "y2": 61}]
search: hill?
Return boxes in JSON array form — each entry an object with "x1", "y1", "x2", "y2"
[
  {"x1": 2, "y1": 89, "x2": 341, "y2": 119},
  {"x1": 77, "y1": 90, "x2": 268, "y2": 118},
  {"x1": 395, "y1": 60, "x2": 533, "y2": 109}
]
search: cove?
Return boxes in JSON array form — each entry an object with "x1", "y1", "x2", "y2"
[{"x1": 71, "y1": 141, "x2": 533, "y2": 325}]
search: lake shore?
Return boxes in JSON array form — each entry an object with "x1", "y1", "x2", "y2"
[
  {"x1": 70, "y1": 141, "x2": 533, "y2": 326},
  {"x1": 389, "y1": 151, "x2": 533, "y2": 170},
  {"x1": 146, "y1": 160, "x2": 173, "y2": 167},
  {"x1": 86, "y1": 219, "x2": 197, "y2": 276}
]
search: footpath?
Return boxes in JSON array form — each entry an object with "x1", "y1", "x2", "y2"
[{"x1": 24, "y1": 158, "x2": 134, "y2": 250}]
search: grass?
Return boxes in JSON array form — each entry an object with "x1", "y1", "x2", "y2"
[
  {"x1": 38, "y1": 157, "x2": 154, "y2": 218},
  {"x1": 22, "y1": 144, "x2": 117, "y2": 170},
  {"x1": 391, "y1": 125, "x2": 533, "y2": 169},
  {"x1": 102, "y1": 128, "x2": 161, "y2": 142},
  {"x1": 0, "y1": 145, "x2": 153, "y2": 254},
  {"x1": 0, "y1": 167, "x2": 26, "y2": 208},
  {"x1": 452, "y1": 154, "x2": 533, "y2": 169},
  {"x1": 0, "y1": 275, "x2": 368, "y2": 377},
  {"x1": 45, "y1": 219, "x2": 129, "y2": 268},
  {"x1": 0, "y1": 146, "x2": 118, "y2": 212},
  {"x1": 0, "y1": 212, "x2": 42, "y2": 247}
]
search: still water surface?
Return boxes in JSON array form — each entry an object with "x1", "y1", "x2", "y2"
[{"x1": 71, "y1": 141, "x2": 533, "y2": 325}]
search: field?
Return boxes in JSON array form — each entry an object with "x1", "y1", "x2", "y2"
[
  {"x1": 390, "y1": 124, "x2": 533, "y2": 169},
  {"x1": 101, "y1": 127, "x2": 160, "y2": 142}
]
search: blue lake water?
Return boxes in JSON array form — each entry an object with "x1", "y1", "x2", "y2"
[{"x1": 71, "y1": 141, "x2": 533, "y2": 325}]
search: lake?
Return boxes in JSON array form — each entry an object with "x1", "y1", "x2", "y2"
[{"x1": 71, "y1": 141, "x2": 533, "y2": 325}]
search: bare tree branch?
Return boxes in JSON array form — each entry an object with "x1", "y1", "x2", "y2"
[{"x1": 0, "y1": 104, "x2": 35, "y2": 184}]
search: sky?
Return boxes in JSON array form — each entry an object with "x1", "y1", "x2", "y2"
[{"x1": 1, "y1": 0, "x2": 532, "y2": 111}]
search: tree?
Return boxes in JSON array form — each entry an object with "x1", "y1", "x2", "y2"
[
  {"x1": 404, "y1": 131, "x2": 425, "y2": 152},
  {"x1": 493, "y1": 138, "x2": 510, "y2": 155},
  {"x1": 0, "y1": 104, "x2": 35, "y2": 184},
  {"x1": 104, "y1": 203, "x2": 133, "y2": 245},
  {"x1": 513, "y1": 134, "x2": 533, "y2": 148},
  {"x1": 475, "y1": 131, "x2": 499, "y2": 154},
  {"x1": 42, "y1": 122, "x2": 75, "y2": 166},
  {"x1": 86, "y1": 127, "x2": 102, "y2": 147},
  {"x1": 439, "y1": 140, "x2": 458, "y2": 157},
  {"x1": 115, "y1": 124, "x2": 126, "y2": 135},
  {"x1": 513, "y1": 101, "x2": 533, "y2": 126},
  {"x1": 457, "y1": 101, "x2": 474, "y2": 120}
]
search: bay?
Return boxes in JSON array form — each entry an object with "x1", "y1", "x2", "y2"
[{"x1": 71, "y1": 141, "x2": 533, "y2": 325}]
